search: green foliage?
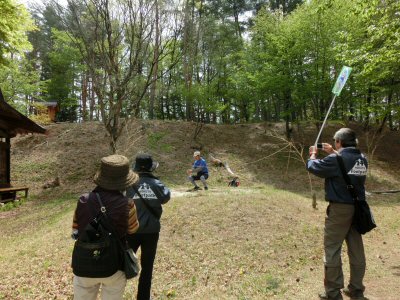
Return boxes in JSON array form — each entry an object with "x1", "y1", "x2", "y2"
[
  {"x1": 332, "y1": 0, "x2": 400, "y2": 128},
  {"x1": 47, "y1": 29, "x2": 83, "y2": 121},
  {"x1": 338, "y1": 0, "x2": 400, "y2": 85},
  {"x1": 148, "y1": 131, "x2": 173, "y2": 152},
  {"x1": 0, "y1": 0, "x2": 34, "y2": 65},
  {"x1": 0, "y1": 57, "x2": 46, "y2": 113},
  {"x1": 29, "y1": 103, "x2": 52, "y2": 125},
  {"x1": 243, "y1": 0, "x2": 399, "y2": 129},
  {"x1": 2, "y1": 0, "x2": 399, "y2": 130},
  {"x1": 0, "y1": 198, "x2": 25, "y2": 212},
  {"x1": 0, "y1": 0, "x2": 44, "y2": 113},
  {"x1": 247, "y1": 1, "x2": 351, "y2": 123}
]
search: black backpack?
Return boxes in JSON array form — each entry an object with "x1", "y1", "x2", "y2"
[
  {"x1": 228, "y1": 177, "x2": 240, "y2": 187},
  {"x1": 71, "y1": 193, "x2": 122, "y2": 278}
]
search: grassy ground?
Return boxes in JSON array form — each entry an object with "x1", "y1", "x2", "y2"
[
  {"x1": 1, "y1": 121, "x2": 400, "y2": 299},
  {"x1": 0, "y1": 185, "x2": 399, "y2": 299}
]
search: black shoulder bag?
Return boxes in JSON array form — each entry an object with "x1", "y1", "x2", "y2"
[
  {"x1": 336, "y1": 155, "x2": 376, "y2": 235},
  {"x1": 94, "y1": 193, "x2": 140, "y2": 279}
]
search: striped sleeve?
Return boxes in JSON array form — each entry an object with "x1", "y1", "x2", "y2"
[
  {"x1": 127, "y1": 200, "x2": 139, "y2": 234},
  {"x1": 72, "y1": 193, "x2": 89, "y2": 234},
  {"x1": 72, "y1": 208, "x2": 78, "y2": 231}
]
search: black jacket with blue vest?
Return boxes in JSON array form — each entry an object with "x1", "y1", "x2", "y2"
[
  {"x1": 126, "y1": 173, "x2": 170, "y2": 233},
  {"x1": 307, "y1": 147, "x2": 368, "y2": 204}
]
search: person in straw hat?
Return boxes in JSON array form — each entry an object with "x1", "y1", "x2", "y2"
[{"x1": 71, "y1": 154, "x2": 140, "y2": 300}]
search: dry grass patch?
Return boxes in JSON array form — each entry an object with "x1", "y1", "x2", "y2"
[
  {"x1": 135, "y1": 186, "x2": 325, "y2": 299},
  {"x1": 0, "y1": 186, "x2": 399, "y2": 299},
  {"x1": 3, "y1": 121, "x2": 400, "y2": 299}
]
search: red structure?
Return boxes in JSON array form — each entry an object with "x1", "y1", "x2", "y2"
[{"x1": 41, "y1": 102, "x2": 59, "y2": 122}]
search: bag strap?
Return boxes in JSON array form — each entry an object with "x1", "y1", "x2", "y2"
[
  {"x1": 94, "y1": 192, "x2": 127, "y2": 250},
  {"x1": 86, "y1": 193, "x2": 104, "y2": 225},
  {"x1": 131, "y1": 185, "x2": 160, "y2": 219},
  {"x1": 336, "y1": 154, "x2": 359, "y2": 200}
]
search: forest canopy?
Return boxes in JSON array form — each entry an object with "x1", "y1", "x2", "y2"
[{"x1": 1, "y1": 0, "x2": 399, "y2": 148}]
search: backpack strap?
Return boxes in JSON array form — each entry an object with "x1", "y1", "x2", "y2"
[
  {"x1": 336, "y1": 154, "x2": 359, "y2": 200},
  {"x1": 85, "y1": 192, "x2": 103, "y2": 226},
  {"x1": 131, "y1": 185, "x2": 161, "y2": 219},
  {"x1": 94, "y1": 192, "x2": 128, "y2": 250}
]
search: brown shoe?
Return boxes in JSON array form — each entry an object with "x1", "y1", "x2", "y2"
[
  {"x1": 318, "y1": 291, "x2": 343, "y2": 300},
  {"x1": 342, "y1": 287, "x2": 367, "y2": 299}
]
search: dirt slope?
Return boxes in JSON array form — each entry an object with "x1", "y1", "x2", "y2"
[
  {"x1": 1, "y1": 120, "x2": 399, "y2": 299},
  {"x1": 10, "y1": 120, "x2": 400, "y2": 197}
]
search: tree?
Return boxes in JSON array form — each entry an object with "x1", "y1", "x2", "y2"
[
  {"x1": 57, "y1": 0, "x2": 181, "y2": 152},
  {"x1": 336, "y1": 0, "x2": 400, "y2": 130},
  {"x1": 0, "y1": 56, "x2": 45, "y2": 113},
  {"x1": 247, "y1": 1, "x2": 363, "y2": 136},
  {"x1": 47, "y1": 29, "x2": 83, "y2": 121},
  {"x1": 267, "y1": 0, "x2": 303, "y2": 14},
  {"x1": 0, "y1": 0, "x2": 34, "y2": 65},
  {"x1": 27, "y1": 3, "x2": 64, "y2": 81},
  {"x1": 0, "y1": 0, "x2": 44, "y2": 113}
]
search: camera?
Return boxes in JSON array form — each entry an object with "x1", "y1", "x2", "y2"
[{"x1": 317, "y1": 143, "x2": 323, "y2": 149}]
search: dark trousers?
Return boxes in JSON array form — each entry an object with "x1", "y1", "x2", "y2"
[
  {"x1": 127, "y1": 233, "x2": 160, "y2": 300},
  {"x1": 324, "y1": 203, "x2": 365, "y2": 298}
]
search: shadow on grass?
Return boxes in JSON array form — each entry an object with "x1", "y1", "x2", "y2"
[{"x1": 391, "y1": 266, "x2": 400, "y2": 277}]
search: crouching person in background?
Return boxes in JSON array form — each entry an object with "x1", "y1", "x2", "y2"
[
  {"x1": 126, "y1": 154, "x2": 171, "y2": 300},
  {"x1": 71, "y1": 154, "x2": 139, "y2": 300},
  {"x1": 187, "y1": 150, "x2": 209, "y2": 191}
]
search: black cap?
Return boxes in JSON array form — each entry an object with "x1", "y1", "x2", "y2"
[{"x1": 133, "y1": 154, "x2": 159, "y2": 172}]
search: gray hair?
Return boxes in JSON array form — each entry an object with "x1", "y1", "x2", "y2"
[{"x1": 333, "y1": 128, "x2": 358, "y2": 147}]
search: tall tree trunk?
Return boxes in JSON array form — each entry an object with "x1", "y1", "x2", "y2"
[
  {"x1": 232, "y1": 3, "x2": 242, "y2": 39},
  {"x1": 183, "y1": 0, "x2": 194, "y2": 121},
  {"x1": 149, "y1": 0, "x2": 160, "y2": 119},
  {"x1": 363, "y1": 87, "x2": 372, "y2": 130},
  {"x1": 89, "y1": 77, "x2": 95, "y2": 121},
  {"x1": 81, "y1": 75, "x2": 88, "y2": 121},
  {"x1": 284, "y1": 91, "x2": 292, "y2": 139},
  {"x1": 388, "y1": 78, "x2": 394, "y2": 130}
]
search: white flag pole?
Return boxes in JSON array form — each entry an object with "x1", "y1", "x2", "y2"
[
  {"x1": 313, "y1": 66, "x2": 352, "y2": 147},
  {"x1": 314, "y1": 94, "x2": 337, "y2": 147}
]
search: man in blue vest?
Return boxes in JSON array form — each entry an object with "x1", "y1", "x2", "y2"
[
  {"x1": 187, "y1": 151, "x2": 209, "y2": 191},
  {"x1": 307, "y1": 128, "x2": 368, "y2": 300}
]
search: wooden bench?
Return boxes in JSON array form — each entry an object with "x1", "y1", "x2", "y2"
[{"x1": 0, "y1": 186, "x2": 29, "y2": 203}]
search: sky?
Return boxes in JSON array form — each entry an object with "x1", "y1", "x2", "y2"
[
  {"x1": 18, "y1": 0, "x2": 67, "y2": 9},
  {"x1": 17, "y1": 0, "x2": 44, "y2": 9}
]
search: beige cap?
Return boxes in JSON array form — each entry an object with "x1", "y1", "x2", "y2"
[{"x1": 193, "y1": 151, "x2": 201, "y2": 157}]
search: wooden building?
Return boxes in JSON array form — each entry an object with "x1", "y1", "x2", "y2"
[
  {"x1": 0, "y1": 88, "x2": 47, "y2": 202},
  {"x1": 31, "y1": 101, "x2": 59, "y2": 122},
  {"x1": 43, "y1": 102, "x2": 59, "y2": 122}
]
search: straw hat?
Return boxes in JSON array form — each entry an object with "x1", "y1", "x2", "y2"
[{"x1": 94, "y1": 154, "x2": 138, "y2": 191}]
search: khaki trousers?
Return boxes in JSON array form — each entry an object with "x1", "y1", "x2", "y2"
[
  {"x1": 324, "y1": 202, "x2": 366, "y2": 298},
  {"x1": 73, "y1": 270, "x2": 126, "y2": 300}
]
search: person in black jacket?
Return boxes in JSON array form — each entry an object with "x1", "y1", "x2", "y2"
[
  {"x1": 126, "y1": 153, "x2": 171, "y2": 300},
  {"x1": 307, "y1": 128, "x2": 368, "y2": 300}
]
